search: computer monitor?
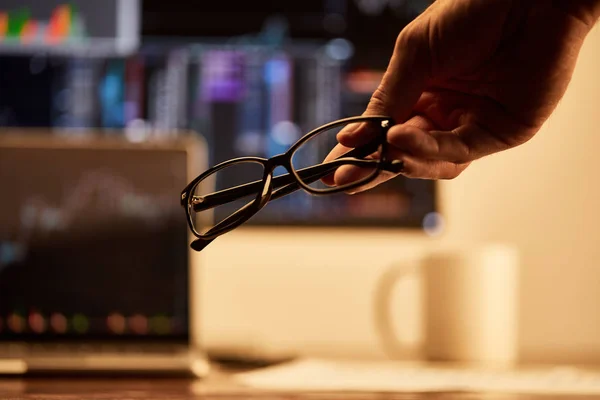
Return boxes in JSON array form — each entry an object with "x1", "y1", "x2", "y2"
[
  {"x1": 0, "y1": 132, "x2": 204, "y2": 356},
  {"x1": 0, "y1": 41, "x2": 439, "y2": 233},
  {"x1": 0, "y1": 0, "x2": 140, "y2": 56}
]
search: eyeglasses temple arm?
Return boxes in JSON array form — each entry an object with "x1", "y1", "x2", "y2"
[
  {"x1": 269, "y1": 157, "x2": 403, "y2": 202},
  {"x1": 191, "y1": 198, "x2": 257, "y2": 251},
  {"x1": 193, "y1": 139, "x2": 382, "y2": 212}
]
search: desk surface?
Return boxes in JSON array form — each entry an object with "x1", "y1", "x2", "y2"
[{"x1": 0, "y1": 374, "x2": 598, "y2": 400}]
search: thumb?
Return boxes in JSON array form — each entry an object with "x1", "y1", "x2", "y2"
[{"x1": 337, "y1": 33, "x2": 429, "y2": 148}]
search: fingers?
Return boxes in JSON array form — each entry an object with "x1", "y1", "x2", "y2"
[
  {"x1": 384, "y1": 121, "x2": 515, "y2": 164},
  {"x1": 321, "y1": 144, "x2": 382, "y2": 187},
  {"x1": 336, "y1": 169, "x2": 397, "y2": 195},
  {"x1": 336, "y1": 121, "x2": 381, "y2": 148},
  {"x1": 387, "y1": 124, "x2": 471, "y2": 163},
  {"x1": 331, "y1": 119, "x2": 510, "y2": 190},
  {"x1": 394, "y1": 154, "x2": 470, "y2": 180},
  {"x1": 335, "y1": 31, "x2": 429, "y2": 146},
  {"x1": 320, "y1": 26, "x2": 429, "y2": 189},
  {"x1": 323, "y1": 132, "x2": 471, "y2": 193},
  {"x1": 333, "y1": 164, "x2": 374, "y2": 187},
  {"x1": 367, "y1": 32, "x2": 429, "y2": 121},
  {"x1": 320, "y1": 143, "x2": 354, "y2": 186},
  {"x1": 322, "y1": 143, "x2": 354, "y2": 163},
  {"x1": 337, "y1": 116, "x2": 516, "y2": 165},
  {"x1": 331, "y1": 149, "x2": 469, "y2": 193}
]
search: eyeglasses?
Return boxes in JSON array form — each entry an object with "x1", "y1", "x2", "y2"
[{"x1": 180, "y1": 115, "x2": 402, "y2": 251}]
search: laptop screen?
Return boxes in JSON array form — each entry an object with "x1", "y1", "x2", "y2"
[{"x1": 0, "y1": 137, "x2": 190, "y2": 342}]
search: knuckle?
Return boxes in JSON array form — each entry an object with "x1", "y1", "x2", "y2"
[
  {"x1": 367, "y1": 86, "x2": 391, "y2": 115},
  {"x1": 395, "y1": 26, "x2": 422, "y2": 50}
]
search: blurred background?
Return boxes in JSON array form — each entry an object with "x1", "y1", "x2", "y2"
[{"x1": 0, "y1": 0, "x2": 599, "y2": 372}]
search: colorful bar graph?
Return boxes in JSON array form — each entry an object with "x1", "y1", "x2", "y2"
[
  {"x1": 7, "y1": 8, "x2": 29, "y2": 38},
  {"x1": 21, "y1": 19, "x2": 38, "y2": 44},
  {"x1": 0, "y1": 12, "x2": 8, "y2": 40},
  {"x1": 0, "y1": 3, "x2": 86, "y2": 45},
  {"x1": 47, "y1": 4, "x2": 71, "y2": 44}
]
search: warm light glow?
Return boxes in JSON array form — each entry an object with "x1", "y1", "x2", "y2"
[
  {"x1": 72, "y1": 313, "x2": 89, "y2": 333},
  {"x1": 50, "y1": 313, "x2": 68, "y2": 333},
  {"x1": 128, "y1": 314, "x2": 148, "y2": 335},
  {"x1": 0, "y1": 12, "x2": 7, "y2": 40},
  {"x1": 7, "y1": 313, "x2": 25, "y2": 333},
  {"x1": 20, "y1": 19, "x2": 37, "y2": 43},
  {"x1": 107, "y1": 312, "x2": 126, "y2": 334},
  {"x1": 150, "y1": 315, "x2": 171, "y2": 335},
  {"x1": 28, "y1": 311, "x2": 46, "y2": 333},
  {"x1": 47, "y1": 4, "x2": 71, "y2": 44}
]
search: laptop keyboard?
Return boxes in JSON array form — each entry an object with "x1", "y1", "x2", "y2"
[{"x1": 0, "y1": 343, "x2": 188, "y2": 358}]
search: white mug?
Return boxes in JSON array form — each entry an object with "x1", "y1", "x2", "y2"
[{"x1": 373, "y1": 242, "x2": 520, "y2": 365}]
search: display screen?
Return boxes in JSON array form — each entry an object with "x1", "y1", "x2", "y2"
[
  {"x1": 0, "y1": 142, "x2": 189, "y2": 341},
  {"x1": 0, "y1": 0, "x2": 139, "y2": 56},
  {"x1": 0, "y1": 0, "x2": 438, "y2": 231}
]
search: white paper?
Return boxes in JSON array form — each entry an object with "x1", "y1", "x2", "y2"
[{"x1": 235, "y1": 358, "x2": 600, "y2": 395}]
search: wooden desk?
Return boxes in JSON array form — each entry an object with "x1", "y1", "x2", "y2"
[{"x1": 0, "y1": 369, "x2": 597, "y2": 400}]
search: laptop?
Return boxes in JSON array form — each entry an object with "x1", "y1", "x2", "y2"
[{"x1": 0, "y1": 130, "x2": 210, "y2": 377}]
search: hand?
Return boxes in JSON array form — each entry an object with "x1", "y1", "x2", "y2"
[{"x1": 324, "y1": 0, "x2": 600, "y2": 192}]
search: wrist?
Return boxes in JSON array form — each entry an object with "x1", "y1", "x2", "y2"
[
  {"x1": 557, "y1": 0, "x2": 600, "y2": 26},
  {"x1": 580, "y1": 0, "x2": 600, "y2": 20}
]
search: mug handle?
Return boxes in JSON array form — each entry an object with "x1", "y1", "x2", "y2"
[{"x1": 372, "y1": 262, "x2": 421, "y2": 359}]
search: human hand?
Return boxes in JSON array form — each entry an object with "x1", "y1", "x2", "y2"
[{"x1": 324, "y1": 0, "x2": 600, "y2": 192}]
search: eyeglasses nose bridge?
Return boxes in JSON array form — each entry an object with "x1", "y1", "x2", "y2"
[
  {"x1": 268, "y1": 153, "x2": 289, "y2": 166},
  {"x1": 256, "y1": 172, "x2": 273, "y2": 209},
  {"x1": 262, "y1": 172, "x2": 273, "y2": 196},
  {"x1": 259, "y1": 156, "x2": 291, "y2": 205}
]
